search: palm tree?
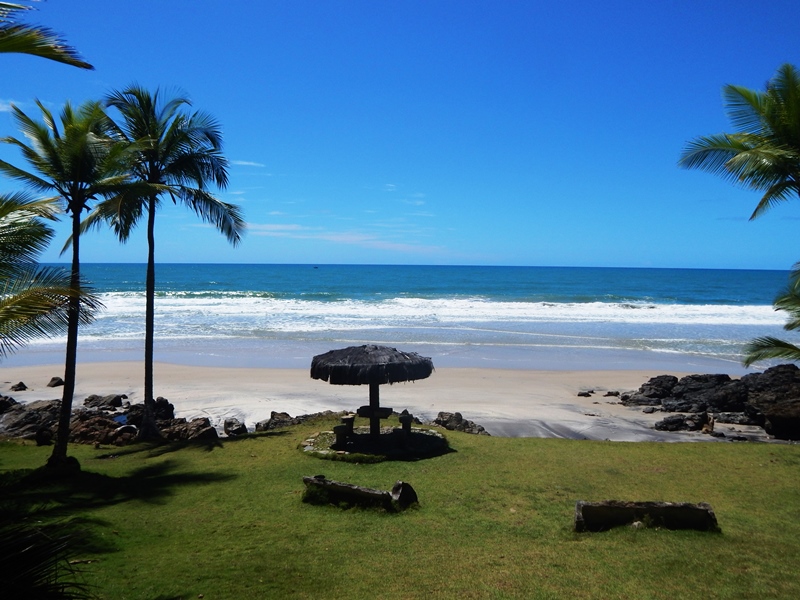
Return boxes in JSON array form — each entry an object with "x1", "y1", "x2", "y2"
[
  {"x1": 0, "y1": 1, "x2": 92, "y2": 69},
  {"x1": 87, "y1": 85, "x2": 244, "y2": 439},
  {"x1": 0, "y1": 100, "x2": 130, "y2": 468},
  {"x1": 0, "y1": 192, "x2": 101, "y2": 358},
  {"x1": 744, "y1": 264, "x2": 800, "y2": 366},
  {"x1": 679, "y1": 63, "x2": 800, "y2": 219}
]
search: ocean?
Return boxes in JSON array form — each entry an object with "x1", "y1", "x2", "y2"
[{"x1": 5, "y1": 264, "x2": 792, "y2": 374}]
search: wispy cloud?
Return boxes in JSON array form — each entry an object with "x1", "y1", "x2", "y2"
[
  {"x1": 0, "y1": 100, "x2": 16, "y2": 112},
  {"x1": 248, "y1": 222, "x2": 442, "y2": 254},
  {"x1": 231, "y1": 160, "x2": 267, "y2": 168},
  {"x1": 384, "y1": 183, "x2": 397, "y2": 192}
]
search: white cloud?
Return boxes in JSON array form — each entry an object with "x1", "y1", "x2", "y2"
[
  {"x1": 231, "y1": 160, "x2": 266, "y2": 167},
  {"x1": 248, "y1": 222, "x2": 442, "y2": 254},
  {"x1": 384, "y1": 183, "x2": 397, "y2": 192},
  {"x1": 0, "y1": 100, "x2": 16, "y2": 112}
]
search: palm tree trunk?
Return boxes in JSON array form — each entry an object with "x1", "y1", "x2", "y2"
[
  {"x1": 137, "y1": 194, "x2": 161, "y2": 440},
  {"x1": 47, "y1": 210, "x2": 81, "y2": 469}
]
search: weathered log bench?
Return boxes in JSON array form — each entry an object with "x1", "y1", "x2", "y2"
[
  {"x1": 574, "y1": 500, "x2": 720, "y2": 532},
  {"x1": 302, "y1": 475, "x2": 418, "y2": 510}
]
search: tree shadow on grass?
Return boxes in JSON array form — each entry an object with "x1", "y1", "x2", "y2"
[
  {"x1": 91, "y1": 430, "x2": 290, "y2": 461},
  {"x1": 0, "y1": 459, "x2": 235, "y2": 523},
  {"x1": 0, "y1": 460, "x2": 236, "y2": 597}
]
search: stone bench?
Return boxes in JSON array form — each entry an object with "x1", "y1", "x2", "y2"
[{"x1": 574, "y1": 500, "x2": 720, "y2": 532}]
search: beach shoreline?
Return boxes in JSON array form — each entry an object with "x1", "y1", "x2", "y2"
[{"x1": 0, "y1": 361, "x2": 768, "y2": 442}]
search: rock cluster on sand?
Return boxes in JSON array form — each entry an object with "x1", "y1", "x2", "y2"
[
  {"x1": 622, "y1": 364, "x2": 800, "y2": 440},
  {"x1": 433, "y1": 411, "x2": 490, "y2": 435},
  {"x1": 0, "y1": 389, "x2": 219, "y2": 445}
]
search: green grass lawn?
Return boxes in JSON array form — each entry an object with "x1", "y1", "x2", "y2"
[{"x1": 2, "y1": 415, "x2": 799, "y2": 599}]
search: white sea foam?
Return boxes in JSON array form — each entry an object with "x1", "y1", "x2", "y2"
[{"x1": 93, "y1": 293, "x2": 783, "y2": 334}]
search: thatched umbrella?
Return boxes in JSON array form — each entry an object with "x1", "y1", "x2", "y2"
[{"x1": 310, "y1": 344, "x2": 434, "y2": 438}]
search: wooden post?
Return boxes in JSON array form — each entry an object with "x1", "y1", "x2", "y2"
[
  {"x1": 341, "y1": 414, "x2": 355, "y2": 435},
  {"x1": 369, "y1": 382, "x2": 380, "y2": 439}
]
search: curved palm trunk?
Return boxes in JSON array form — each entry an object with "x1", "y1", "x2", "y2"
[
  {"x1": 137, "y1": 194, "x2": 162, "y2": 440},
  {"x1": 47, "y1": 210, "x2": 81, "y2": 468}
]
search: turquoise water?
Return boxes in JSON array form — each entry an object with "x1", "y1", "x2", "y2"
[{"x1": 6, "y1": 264, "x2": 792, "y2": 373}]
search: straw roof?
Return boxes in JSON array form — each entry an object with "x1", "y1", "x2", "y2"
[{"x1": 310, "y1": 344, "x2": 434, "y2": 386}]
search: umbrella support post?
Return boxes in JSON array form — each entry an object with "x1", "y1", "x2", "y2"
[{"x1": 369, "y1": 382, "x2": 380, "y2": 439}]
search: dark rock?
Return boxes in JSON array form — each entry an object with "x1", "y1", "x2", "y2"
[
  {"x1": 604, "y1": 390, "x2": 620, "y2": 397},
  {"x1": 84, "y1": 393, "x2": 126, "y2": 409},
  {"x1": 0, "y1": 395, "x2": 18, "y2": 414},
  {"x1": 35, "y1": 427, "x2": 53, "y2": 446},
  {"x1": 654, "y1": 413, "x2": 710, "y2": 432},
  {"x1": 69, "y1": 412, "x2": 124, "y2": 445},
  {"x1": 10, "y1": 382, "x2": 27, "y2": 391},
  {"x1": 712, "y1": 411, "x2": 761, "y2": 426},
  {"x1": 671, "y1": 375, "x2": 748, "y2": 413},
  {"x1": 124, "y1": 397, "x2": 175, "y2": 428},
  {"x1": 642, "y1": 406, "x2": 656, "y2": 414},
  {"x1": 162, "y1": 417, "x2": 219, "y2": 442},
  {"x1": 433, "y1": 411, "x2": 489, "y2": 435},
  {"x1": 741, "y1": 364, "x2": 800, "y2": 440},
  {"x1": 0, "y1": 399, "x2": 60, "y2": 438},
  {"x1": 47, "y1": 376, "x2": 64, "y2": 388},
  {"x1": 654, "y1": 414, "x2": 687, "y2": 432},
  {"x1": 639, "y1": 375, "x2": 678, "y2": 399},
  {"x1": 577, "y1": 391, "x2": 592, "y2": 397},
  {"x1": 224, "y1": 418, "x2": 247, "y2": 436}
]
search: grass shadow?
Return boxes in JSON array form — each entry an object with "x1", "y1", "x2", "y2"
[{"x1": 0, "y1": 459, "x2": 235, "y2": 523}]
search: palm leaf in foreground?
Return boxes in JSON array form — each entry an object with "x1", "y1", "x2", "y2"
[
  {"x1": 0, "y1": 1, "x2": 92, "y2": 69},
  {"x1": 743, "y1": 336, "x2": 800, "y2": 367},
  {"x1": 0, "y1": 266, "x2": 102, "y2": 359},
  {"x1": 0, "y1": 520, "x2": 92, "y2": 600}
]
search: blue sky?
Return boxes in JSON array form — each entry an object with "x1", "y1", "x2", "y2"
[{"x1": 1, "y1": 0, "x2": 799, "y2": 268}]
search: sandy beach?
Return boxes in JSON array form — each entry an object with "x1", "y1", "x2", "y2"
[{"x1": 0, "y1": 362, "x2": 766, "y2": 442}]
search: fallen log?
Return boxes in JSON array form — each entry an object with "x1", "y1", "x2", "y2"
[{"x1": 302, "y1": 475, "x2": 418, "y2": 510}]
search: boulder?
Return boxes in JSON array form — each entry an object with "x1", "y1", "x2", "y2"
[
  {"x1": 69, "y1": 412, "x2": 129, "y2": 445},
  {"x1": 10, "y1": 382, "x2": 27, "y2": 391},
  {"x1": 741, "y1": 364, "x2": 800, "y2": 440},
  {"x1": 224, "y1": 418, "x2": 247, "y2": 436},
  {"x1": 433, "y1": 411, "x2": 489, "y2": 435},
  {"x1": 162, "y1": 417, "x2": 219, "y2": 442},
  {"x1": 84, "y1": 393, "x2": 126, "y2": 410},
  {"x1": 0, "y1": 399, "x2": 61, "y2": 438},
  {"x1": 0, "y1": 395, "x2": 18, "y2": 414},
  {"x1": 46, "y1": 376, "x2": 64, "y2": 388},
  {"x1": 654, "y1": 412, "x2": 710, "y2": 432}
]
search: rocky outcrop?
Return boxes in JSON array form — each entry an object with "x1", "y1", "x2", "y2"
[
  {"x1": 0, "y1": 391, "x2": 217, "y2": 445},
  {"x1": 433, "y1": 411, "x2": 490, "y2": 435},
  {"x1": 740, "y1": 364, "x2": 800, "y2": 439},
  {"x1": 626, "y1": 364, "x2": 800, "y2": 440},
  {"x1": 255, "y1": 410, "x2": 345, "y2": 431},
  {"x1": 161, "y1": 417, "x2": 219, "y2": 442}
]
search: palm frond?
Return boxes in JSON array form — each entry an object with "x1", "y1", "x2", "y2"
[
  {"x1": 743, "y1": 336, "x2": 800, "y2": 367},
  {"x1": 0, "y1": 24, "x2": 92, "y2": 69},
  {"x1": 0, "y1": 266, "x2": 103, "y2": 359}
]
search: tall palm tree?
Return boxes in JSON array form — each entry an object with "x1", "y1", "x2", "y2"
[
  {"x1": 0, "y1": 192, "x2": 101, "y2": 358},
  {"x1": 744, "y1": 264, "x2": 800, "y2": 366},
  {"x1": 0, "y1": 1, "x2": 92, "y2": 69},
  {"x1": 679, "y1": 63, "x2": 800, "y2": 219},
  {"x1": 88, "y1": 85, "x2": 244, "y2": 439},
  {"x1": 0, "y1": 100, "x2": 130, "y2": 468}
]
